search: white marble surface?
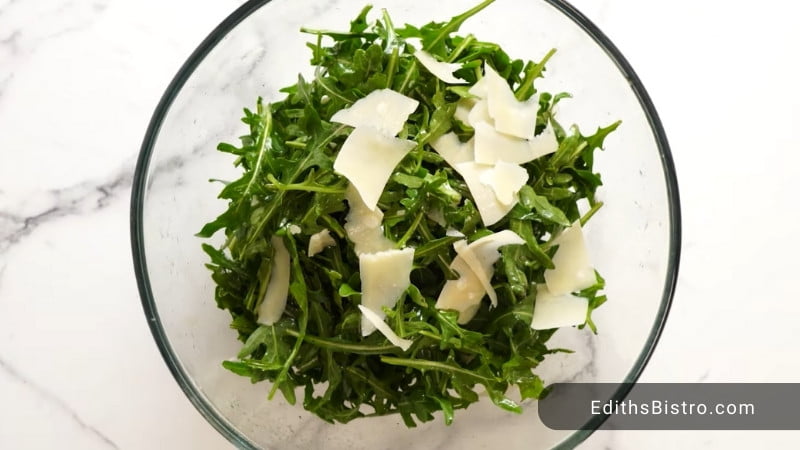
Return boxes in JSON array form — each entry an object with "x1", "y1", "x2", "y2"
[{"x1": 1, "y1": 0, "x2": 799, "y2": 449}]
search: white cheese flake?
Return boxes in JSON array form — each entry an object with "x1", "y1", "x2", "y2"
[
  {"x1": 256, "y1": 236, "x2": 290, "y2": 325},
  {"x1": 468, "y1": 75, "x2": 489, "y2": 98},
  {"x1": 430, "y1": 132, "x2": 474, "y2": 169},
  {"x1": 478, "y1": 160, "x2": 529, "y2": 206},
  {"x1": 426, "y1": 208, "x2": 446, "y2": 226},
  {"x1": 446, "y1": 228, "x2": 465, "y2": 238},
  {"x1": 483, "y1": 64, "x2": 540, "y2": 140},
  {"x1": 435, "y1": 256, "x2": 485, "y2": 324},
  {"x1": 436, "y1": 230, "x2": 524, "y2": 321},
  {"x1": 359, "y1": 248, "x2": 415, "y2": 336},
  {"x1": 414, "y1": 50, "x2": 465, "y2": 84},
  {"x1": 529, "y1": 123, "x2": 559, "y2": 159},
  {"x1": 473, "y1": 121, "x2": 537, "y2": 165},
  {"x1": 530, "y1": 285, "x2": 589, "y2": 330},
  {"x1": 333, "y1": 127, "x2": 415, "y2": 210},
  {"x1": 453, "y1": 239, "x2": 497, "y2": 307},
  {"x1": 307, "y1": 229, "x2": 336, "y2": 257},
  {"x1": 343, "y1": 186, "x2": 394, "y2": 255},
  {"x1": 330, "y1": 88, "x2": 419, "y2": 136},
  {"x1": 454, "y1": 161, "x2": 515, "y2": 226},
  {"x1": 544, "y1": 221, "x2": 597, "y2": 295},
  {"x1": 358, "y1": 305, "x2": 413, "y2": 351},
  {"x1": 467, "y1": 99, "x2": 493, "y2": 128},
  {"x1": 458, "y1": 230, "x2": 525, "y2": 307}
]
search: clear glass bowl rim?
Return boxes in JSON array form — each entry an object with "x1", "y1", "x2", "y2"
[{"x1": 130, "y1": 1, "x2": 682, "y2": 448}]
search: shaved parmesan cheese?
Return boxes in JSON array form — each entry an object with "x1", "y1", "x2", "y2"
[
  {"x1": 469, "y1": 229, "x2": 526, "y2": 258},
  {"x1": 288, "y1": 224, "x2": 301, "y2": 235},
  {"x1": 446, "y1": 228, "x2": 465, "y2": 238},
  {"x1": 544, "y1": 221, "x2": 597, "y2": 296},
  {"x1": 435, "y1": 256, "x2": 485, "y2": 324},
  {"x1": 437, "y1": 230, "x2": 524, "y2": 320},
  {"x1": 307, "y1": 229, "x2": 336, "y2": 257},
  {"x1": 344, "y1": 186, "x2": 394, "y2": 255},
  {"x1": 483, "y1": 64, "x2": 540, "y2": 140},
  {"x1": 426, "y1": 208, "x2": 446, "y2": 226},
  {"x1": 256, "y1": 236, "x2": 290, "y2": 325},
  {"x1": 492, "y1": 99, "x2": 540, "y2": 141},
  {"x1": 473, "y1": 121, "x2": 536, "y2": 165},
  {"x1": 467, "y1": 100, "x2": 493, "y2": 128},
  {"x1": 454, "y1": 98, "x2": 476, "y2": 124},
  {"x1": 358, "y1": 305, "x2": 413, "y2": 351},
  {"x1": 483, "y1": 64, "x2": 516, "y2": 110},
  {"x1": 330, "y1": 89, "x2": 419, "y2": 136},
  {"x1": 430, "y1": 132, "x2": 474, "y2": 168},
  {"x1": 334, "y1": 127, "x2": 415, "y2": 210},
  {"x1": 415, "y1": 50, "x2": 465, "y2": 84},
  {"x1": 453, "y1": 239, "x2": 496, "y2": 307},
  {"x1": 479, "y1": 160, "x2": 529, "y2": 205},
  {"x1": 359, "y1": 248, "x2": 415, "y2": 336},
  {"x1": 530, "y1": 285, "x2": 588, "y2": 330},
  {"x1": 454, "y1": 161, "x2": 515, "y2": 226},
  {"x1": 468, "y1": 75, "x2": 489, "y2": 98},
  {"x1": 456, "y1": 230, "x2": 524, "y2": 307},
  {"x1": 528, "y1": 123, "x2": 559, "y2": 159}
]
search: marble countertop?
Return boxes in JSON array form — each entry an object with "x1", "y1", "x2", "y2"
[{"x1": 2, "y1": 0, "x2": 799, "y2": 448}]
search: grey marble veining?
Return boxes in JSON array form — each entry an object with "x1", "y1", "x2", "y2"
[
  {"x1": 0, "y1": 0, "x2": 109, "y2": 59},
  {"x1": 0, "y1": 1, "x2": 245, "y2": 448},
  {"x1": 0, "y1": 166, "x2": 133, "y2": 253},
  {"x1": 0, "y1": 358, "x2": 119, "y2": 449}
]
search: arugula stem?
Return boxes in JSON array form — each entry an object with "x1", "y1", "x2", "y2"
[
  {"x1": 381, "y1": 357, "x2": 496, "y2": 383},
  {"x1": 515, "y1": 48, "x2": 557, "y2": 101},
  {"x1": 320, "y1": 214, "x2": 347, "y2": 239},
  {"x1": 285, "y1": 329, "x2": 400, "y2": 354},
  {"x1": 447, "y1": 34, "x2": 476, "y2": 63},
  {"x1": 344, "y1": 366, "x2": 399, "y2": 400},
  {"x1": 489, "y1": 309, "x2": 533, "y2": 330},
  {"x1": 397, "y1": 60, "x2": 417, "y2": 94},
  {"x1": 315, "y1": 73, "x2": 354, "y2": 103},
  {"x1": 414, "y1": 236, "x2": 462, "y2": 258},
  {"x1": 240, "y1": 104, "x2": 273, "y2": 207},
  {"x1": 380, "y1": 8, "x2": 398, "y2": 51},
  {"x1": 396, "y1": 210, "x2": 424, "y2": 247},
  {"x1": 426, "y1": 0, "x2": 497, "y2": 52},
  {"x1": 385, "y1": 46, "x2": 400, "y2": 89},
  {"x1": 417, "y1": 218, "x2": 458, "y2": 279},
  {"x1": 244, "y1": 282, "x2": 259, "y2": 312},
  {"x1": 394, "y1": 293, "x2": 407, "y2": 337},
  {"x1": 295, "y1": 355, "x2": 320, "y2": 374},
  {"x1": 579, "y1": 201, "x2": 604, "y2": 227},
  {"x1": 244, "y1": 125, "x2": 347, "y2": 252},
  {"x1": 300, "y1": 27, "x2": 378, "y2": 39},
  {"x1": 314, "y1": 33, "x2": 322, "y2": 63},
  {"x1": 266, "y1": 173, "x2": 346, "y2": 194}
]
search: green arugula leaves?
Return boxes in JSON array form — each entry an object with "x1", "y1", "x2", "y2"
[{"x1": 200, "y1": 1, "x2": 617, "y2": 426}]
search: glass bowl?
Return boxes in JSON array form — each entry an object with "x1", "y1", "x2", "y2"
[{"x1": 131, "y1": 0, "x2": 680, "y2": 448}]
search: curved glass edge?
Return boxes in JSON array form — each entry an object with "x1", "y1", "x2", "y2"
[
  {"x1": 544, "y1": 0, "x2": 681, "y2": 448},
  {"x1": 130, "y1": 1, "x2": 681, "y2": 449},
  {"x1": 130, "y1": 1, "x2": 272, "y2": 449}
]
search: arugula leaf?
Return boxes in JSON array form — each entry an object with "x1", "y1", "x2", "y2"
[
  {"x1": 518, "y1": 185, "x2": 571, "y2": 226},
  {"x1": 413, "y1": 0, "x2": 497, "y2": 56}
]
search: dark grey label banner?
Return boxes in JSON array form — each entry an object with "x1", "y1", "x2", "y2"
[{"x1": 538, "y1": 383, "x2": 800, "y2": 430}]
